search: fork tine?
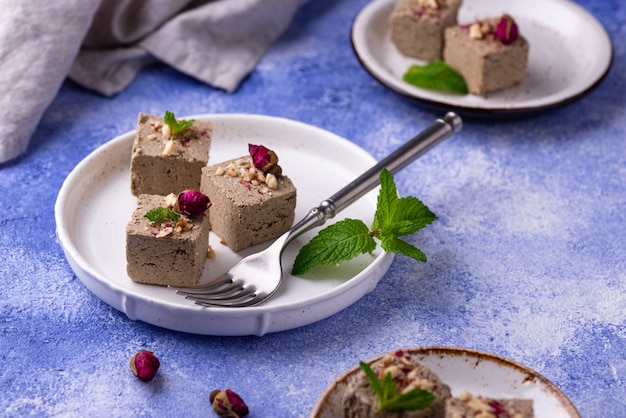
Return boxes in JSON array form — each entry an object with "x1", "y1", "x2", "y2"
[
  {"x1": 169, "y1": 274, "x2": 237, "y2": 295},
  {"x1": 175, "y1": 280, "x2": 243, "y2": 297},
  {"x1": 190, "y1": 292, "x2": 267, "y2": 308},
  {"x1": 186, "y1": 285, "x2": 256, "y2": 302}
]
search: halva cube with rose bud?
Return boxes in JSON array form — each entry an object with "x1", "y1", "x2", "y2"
[
  {"x1": 130, "y1": 112, "x2": 212, "y2": 196},
  {"x1": 126, "y1": 191, "x2": 211, "y2": 287},
  {"x1": 388, "y1": 0, "x2": 462, "y2": 61},
  {"x1": 200, "y1": 145, "x2": 296, "y2": 252},
  {"x1": 443, "y1": 15, "x2": 529, "y2": 95},
  {"x1": 444, "y1": 391, "x2": 534, "y2": 418}
]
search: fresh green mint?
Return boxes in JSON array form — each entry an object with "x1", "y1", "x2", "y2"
[
  {"x1": 291, "y1": 169, "x2": 437, "y2": 275},
  {"x1": 359, "y1": 361, "x2": 435, "y2": 412},
  {"x1": 164, "y1": 110, "x2": 195, "y2": 137},
  {"x1": 403, "y1": 60, "x2": 468, "y2": 95},
  {"x1": 144, "y1": 207, "x2": 180, "y2": 223}
]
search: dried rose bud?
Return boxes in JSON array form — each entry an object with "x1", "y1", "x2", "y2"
[
  {"x1": 248, "y1": 143, "x2": 282, "y2": 176},
  {"x1": 495, "y1": 15, "x2": 519, "y2": 44},
  {"x1": 210, "y1": 389, "x2": 249, "y2": 418},
  {"x1": 129, "y1": 350, "x2": 160, "y2": 382},
  {"x1": 177, "y1": 189, "x2": 211, "y2": 216}
]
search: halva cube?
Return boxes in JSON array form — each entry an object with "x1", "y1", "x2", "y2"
[
  {"x1": 445, "y1": 391, "x2": 534, "y2": 418},
  {"x1": 443, "y1": 15, "x2": 529, "y2": 95},
  {"x1": 342, "y1": 349, "x2": 452, "y2": 418},
  {"x1": 201, "y1": 154, "x2": 296, "y2": 252},
  {"x1": 126, "y1": 193, "x2": 210, "y2": 287},
  {"x1": 130, "y1": 112, "x2": 212, "y2": 196},
  {"x1": 388, "y1": 0, "x2": 462, "y2": 61}
]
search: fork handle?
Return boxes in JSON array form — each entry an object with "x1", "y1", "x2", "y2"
[{"x1": 282, "y1": 112, "x2": 462, "y2": 248}]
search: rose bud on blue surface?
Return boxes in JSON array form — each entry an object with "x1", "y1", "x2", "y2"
[
  {"x1": 210, "y1": 388, "x2": 249, "y2": 418},
  {"x1": 129, "y1": 350, "x2": 160, "y2": 382}
]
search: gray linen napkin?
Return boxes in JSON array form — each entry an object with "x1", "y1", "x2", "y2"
[{"x1": 0, "y1": 0, "x2": 307, "y2": 164}]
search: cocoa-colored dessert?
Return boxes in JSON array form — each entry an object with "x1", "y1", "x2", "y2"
[
  {"x1": 445, "y1": 391, "x2": 534, "y2": 418},
  {"x1": 342, "y1": 349, "x2": 452, "y2": 418},
  {"x1": 443, "y1": 15, "x2": 529, "y2": 95},
  {"x1": 126, "y1": 192, "x2": 210, "y2": 287},
  {"x1": 388, "y1": 0, "x2": 462, "y2": 61},
  {"x1": 200, "y1": 149, "x2": 296, "y2": 252},
  {"x1": 130, "y1": 112, "x2": 212, "y2": 196}
]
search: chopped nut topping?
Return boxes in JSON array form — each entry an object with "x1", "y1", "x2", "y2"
[
  {"x1": 155, "y1": 226, "x2": 173, "y2": 238},
  {"x1": 265, "y1": 173, "x2": 278, "y2": 189},
  {"x1": 459, "y1": 390, "x2": 472, "y2": 402},
  {"x1": 215, "y1": 155, "x2": 280, "y2": 193},
  {"x1": 161, "y1": 124, "x2": 171, "y2": 139},
  {"x1": 418, "y1": 0, "x2": 439, "y2": 8},
  {"x1": 468, "y1": 20, "x2": 495, "y2": 40},
  {"x1": 162, "y1": 139, "x2": 178, "y2": 156},
  {"x1": 164, "y1": 193, "x2": 178, "y2": 208},
  {"x1": 469, "y1": 22, "x2": 484, "y2": 39}
]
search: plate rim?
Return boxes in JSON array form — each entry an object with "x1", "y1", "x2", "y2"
[
  {"x1": 350, "y1": 0, "x2": 614, "y2": 117},
  {"x1": 310, "y1": 346, "x2": 581, "y2": 417},
  {"x1": 54, "y1": 113, "x2": 395, "y2": 336}
]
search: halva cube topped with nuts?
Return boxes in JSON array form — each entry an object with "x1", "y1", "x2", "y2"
[
  {"x1": 445, "y1": 391, "x2": 534, "y2": 418},
  {"x1": 200, "y1": 144, "x2": 296, "y2": 252},
  {"x1": 342, "y1": 349, "x2": 452, "y2": 418},
  {"x1": 126, "y1": 190, "x2": 211, "y2": 287},
  {"x1": 443, "y1": 15, "x2": 529, "y2": 95},
  {"x1": 388, "y1": 0, "x2": 462, "y2": 61},
  {"x1": 130, "y1": 112, "x2": 212, "y2": 196}
]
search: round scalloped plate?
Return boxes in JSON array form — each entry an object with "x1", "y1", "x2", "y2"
[
  {"x1": 351, "y1": 0, "x2": 612, "y2": 116},
  {"x1": 55, "y1": 114, "x2": 393, "y2": 336},
  {"x1": 311, "y1": 347, "x2": 580, "y2": 417}
]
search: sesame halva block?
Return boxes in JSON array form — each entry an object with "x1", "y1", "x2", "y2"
[
  {"x1": 126, "y1": 194, "x2": 210, "y2": 287},
  {"x1": 443, "y1": 18, "x2": 529, "y2": 95},
  {"x1": 388, "y1": 0, "x2": 462, "y2": 61},
  {"x1": 445, "y1": 391, "x2": 534, "y2": 418},
  {"x1": 130, "y1": 113, "x2": 212, "y2": 196},
  {"x1": 200, "y1": 156, "x2": 296, "y2": 252},
  {"x1": 342, "y1": 349, "x2": 452, "y2": 418}
]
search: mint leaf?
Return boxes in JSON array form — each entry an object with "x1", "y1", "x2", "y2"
[
  {"x1": 386, "y1": 196, "x2": 437, "y2": 236},
  {"x1": 164, "y1": 110, "x2": 195, "y2": 137},
  {"x1": 403, "y1": 60, "x2": 468, "y2": 95},
  {"x1": 380, "y1": 234, "x2": 427, "y2": 262},
  {"x1": 383, "y1": 389, "x2": 435, "y2": 411},
  {"x1": 144, "y1": 206, "x2": 180, "y2": 223},
  {"x1": 359, "y1": 362, "x2": 434, "y2": 412},
  {"x1": 373, "y1": 169, "x2": 437, "y2": 237},
  {"x1": 372, "y1": 168, "x2": 399, "y2": 233},
  {"x1": 291, "y1": 169, "x2": 436, "y2": 275},
  {"x1": 359, "y1": 362, "x2": 383, "y2": 400},
  {"x1": 291, "y1": 219, "x2": 376, "y2": 275}
]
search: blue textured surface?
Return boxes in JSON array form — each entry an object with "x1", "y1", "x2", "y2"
[{"x1": 2, "y1": 0, "x2": 625, "y2": 416}]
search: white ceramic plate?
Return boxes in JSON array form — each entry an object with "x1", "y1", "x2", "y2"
[
  {"x1": 351, "y1": 0, "x2": 613, "y2": 116},
  {"x1": 311, "y1": 347, "x2": 580, "y2": 417},
  {"x1": 55, "y1": 114, "x2": 394, "y2": 336}
]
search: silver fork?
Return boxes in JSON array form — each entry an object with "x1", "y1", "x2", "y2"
[{"x1": 172, "y1": 112, "x2": 462, "y2": 307}]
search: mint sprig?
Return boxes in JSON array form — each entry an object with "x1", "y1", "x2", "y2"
[
  {"x1": 144, "y1": 206, "x2": 180, "y2": 223},
  {"x1": 403, "y1": 60, "x2": 468, "y2": 95},
  {"x1": 164, "y1": 110, "x2": 195, "y2": 137},
  {"x1": 291, "y1": 169, "x2": 437, "y2": 275},
  {"x1": 359, "y1": 362, "x2": 435, "y2": 412}
]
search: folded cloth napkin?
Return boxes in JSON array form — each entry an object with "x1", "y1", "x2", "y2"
[{"x1": 0, "y1": 0, "x2": 307, "y2": 164}]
